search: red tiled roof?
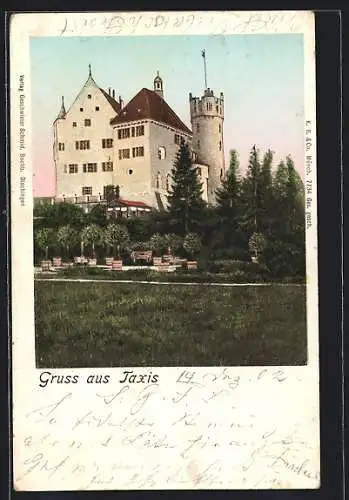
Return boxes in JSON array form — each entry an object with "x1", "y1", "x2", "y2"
[
  {"x1": 99, "y1": 88, "x2": 122, "y2": 114},
  {"x1": 109, "y1": 198, "x2": 152, "y2": 208},
  {"x1": 110, "y1": 88, "x2": 191, "y2": 135}
]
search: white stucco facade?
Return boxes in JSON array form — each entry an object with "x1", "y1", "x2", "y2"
[{"x1": 53, "y1": 69, "x2": 225, "y2": 208}]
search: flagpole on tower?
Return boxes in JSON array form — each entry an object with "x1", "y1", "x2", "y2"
[{"x1": 202, "y1": 49, "x2": 207, "y2": 89}]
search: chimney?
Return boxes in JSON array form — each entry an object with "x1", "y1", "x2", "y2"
[
  {"x1": 119, "y1": 95, "x2": 124, "y2": 108},
  {"x1": 108, "y1": 87, "x2": 111, "y2": 95},
  {"x1": 112, "y1": 89, "x2": 115, "y2": 99}
]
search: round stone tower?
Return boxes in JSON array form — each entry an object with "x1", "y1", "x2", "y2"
[{"x1": 189, "y1": 88, "x2": 225, "y2": 205}]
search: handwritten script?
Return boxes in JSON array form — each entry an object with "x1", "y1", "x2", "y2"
[
  {"x1": 13, "y1": 368, "x2": 320, "y2": 490},
  {"x1": 58, "y1": 12, "x2": 300, "y2": 37}
]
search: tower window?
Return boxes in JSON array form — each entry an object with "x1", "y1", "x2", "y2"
[
  {"x1": 95, "y1": 106, "x2": 99, "y2": 111},
  {"x1": 82, "y1": 186, "x2": 92, "y2": 195},
  {"x1": 72, "y1": 122, "x2": 77, "y2": 127},
  {"x1": 219, "y1": 141, "x2": 222, "y2": 151},
  {"x1": 158, "y1": 146, "x2": 166, "y2": 160},
  {"x1": 220, "y1": 169, "x2": 223, "y2": 179},
  {"x1": 84, "y1": 119, "x2": 91, "y2": 127},
  {"x1": 87, "y1": 94, "x2": 91, "y2": 99}
]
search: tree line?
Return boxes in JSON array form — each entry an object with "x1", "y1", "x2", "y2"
[{"x1": 34, "y1": 141, "x2": 306, "y2": 278}]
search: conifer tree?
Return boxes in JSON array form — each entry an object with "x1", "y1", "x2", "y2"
[
  {"x1": 239, "y1": 145, "x2": 262, "y2": 233},
  {"x1": 215, "y1": 149, "x2": 241, "y2": 247},
  {"x1": 285, "y1": 155, "x2": 299, "y2": 232},
  {"x1": 259, "y1": 149, "x2": 274, "y2": 233},
  {"x1": 167, "y1": 139, "x2": 205, "y2": 235},
  {"x1": 216, "y1": 149, "x2": 240, "y2": 216}
]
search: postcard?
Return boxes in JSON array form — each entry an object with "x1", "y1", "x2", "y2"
[{"x1": 10, "y1": 10, "x2": 319, "y2": 490}]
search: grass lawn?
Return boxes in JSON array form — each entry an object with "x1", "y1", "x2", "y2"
[{"x1": 35, "y1": 281, "x2": 307, "y2": 367}]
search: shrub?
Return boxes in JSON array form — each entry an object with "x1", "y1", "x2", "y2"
[{"x1": 183, "y1": 233, "x2": 202, "y2": 259}]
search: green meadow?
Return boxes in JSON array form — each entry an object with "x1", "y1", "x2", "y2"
[{"x1": 35, "y1": 281, "x2": 307, "y2": 367}]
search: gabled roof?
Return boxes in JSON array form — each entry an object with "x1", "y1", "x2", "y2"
[
  {"x1": 110, "y1": 88, "x2": 191, "y2": 135},
  {"x1": 99, "y1": 88, "x2": 121, "y2": 114},
  {"x1": 54, "y1": 66, "x2": 121, "y2": 122}
]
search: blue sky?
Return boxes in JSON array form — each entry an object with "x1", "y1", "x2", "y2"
[{"x1": 30, "y1": 34, "x2": 304, "y2": 196}]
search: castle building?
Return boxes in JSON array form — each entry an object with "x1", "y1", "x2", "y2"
[{"x1": 53, "y1": 66, "x2": 225, "y2": 211}]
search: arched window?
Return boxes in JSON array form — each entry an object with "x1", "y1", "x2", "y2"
[
  {"x1": 158, "y1": 146, "x2": 166, "y2": 160},
  {"x1": 166, "y1": 173, "x2": 171, "y2": 192},
  {"x1": 156, "y1": 172, "x2": 161, "y2": 189}
]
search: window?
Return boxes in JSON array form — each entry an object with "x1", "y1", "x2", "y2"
[
  {"x1": 174, "y1": 134, "x2": 181, "y2": 145},
  {"x1": 102, "y1": 138, "x2": 113, "y2": 148},
  {"x1": 95, "y1": 106, "x2": 99, "y2": 111},
  {"x1": 197, "y1": 140, "x2": 200, "y2": 149},
  {"x1": 197, "y1": 168, "x2": 202, "y2": 177},
  {"x1": 118, "y1": 127, "x2": 130, "y2": 139},
  {"x1": 102, "y1": 161, "x2": 113, "y2": 172},
  {"x1": 219, "y1": 124, "x2": 221, "y2": 133},
  {"x1": 69, "y1": 164, "x2": 78, "y2": 174},
  {"x1": 75, "y1": 140, "x2": 90, "y2": 150},
  {"x1": 63, "y1": 165, "x2": 67, "y2": 173},
  {"x1": 58, "y1": 142, "x2": 65, "y2": 151},
  {"x1": 199, "y1": 102, "x2": 202, "y2": 112},
  {"x1": 166, "y1": 173, "x2": 171, "y2": 192},
  {"x1": 136, "y1": 125, "x2": 144, "y2": 136},
  {"x1": 128, "y1": 169, "x2": 133, "y2": 175},
  {"x1": 158, "y1": 146, "x2": 166, "y2": 160},
  {"x1": 82, "y1": 163, "x2": 97, "y2": 173},
  {"x1": 82, "y1": 186, "x2": 92, "y2": 195},
  {"x1": 84, "y1": 119, "x2": 91, "y2": 127},
  {"x1": 196, "y1": 123, "x2": 200, "y2": 132},
  {"x1": 156, "y1": 172, "x2": 161, "y2": 189},
  {"x1": 220, "y1": 169, "x2": 223, "y2": 179},
  {"x1": 132, "y1": 146, "x2": 144, "y2": 158},
  {"x1": 219, "y1": 107, "x2": 222, "y2": 114},
  {"x1": 216, "y1": 105, "x2": 219, "y2": 113},
  {"x1": 131, "y1": 127, "x2": 135, "y2": 137},
  {"x1": 87, "y1": 94, "x2": 91, "y2": 99},
  {"x1": 219, "y1": 141, "x2": 222, "y2": 151},
  {"x1": 80, "y1": 108, "x2": 83, "y2": 112},
  {"x1": 118, "y1": 148, "x2": 130, "y2": 160},
  {"x1": 73, "y1": 122, "x2": 77, "y2": 127}
]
